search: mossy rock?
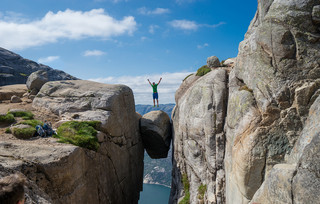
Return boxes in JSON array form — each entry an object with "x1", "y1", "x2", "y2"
[
  {"x1": 55, "y1": 121, "x2": 101, "y2": 151},
  {"x1": 8, "y1": 110, "x2": 34, "y2": 120},
  {"x1": 0, "y1": 113, "x2": 16, "y2": 124},
  {"x1": 196, "y1": 65, "x2": 211, "y2": 77},
  {"x1": 11, "y1": 124, "x2": 36, "y2": 139},
  {"x1": 18, "y1": 120, "x2": 43, "y2": 128}
]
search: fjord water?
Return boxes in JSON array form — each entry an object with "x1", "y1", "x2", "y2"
[{"x1": 139, "y1": 184, "x2": 171, "y2": 204}]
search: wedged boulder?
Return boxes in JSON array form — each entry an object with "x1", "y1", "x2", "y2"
[
  {"x1": 0, "y1": 84, "x2": 27, "y2": 101},
  {"x1": 206, "y1": 56, "x2": 220, "y2": 68},
  {"x1": 222, "y1": 58, "x2": 236, "y2": 67},
  {"x1": 26, "y1": 70, "x2": 49, "y2": 93},
  {"x1": 140, "y1": 110, "x2": 171, "y2": 159}
]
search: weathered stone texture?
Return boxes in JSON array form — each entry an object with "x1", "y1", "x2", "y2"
[
  {"x1": 1, "y1": 80, "x2": 144, "y2": 204},
  {"x1": 170, "y1": 69, "x2": 228, "y2": 204}
]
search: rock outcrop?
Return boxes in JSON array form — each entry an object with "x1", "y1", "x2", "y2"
[
  {"x1": 171, "y1": 0, "x2": 320, "y2": 203},
  {"x1": 0, "y1": 47, "x2": 77, "y2": 86},
  {"x1": 140, "y1": 110, "x2": 172, "y2": 159},
  {"x1": 1, "y1": 80, "x2": 144, "y2": 203},
  {"x1": 0, "y1": 85, "x2": 27, "y2": 101},
  {"x1": 207, "y1": 56, "x2": 220, "y2": 68},
  {"x1": 170, "y1": 69, "x2": 228, "y2": 204}
]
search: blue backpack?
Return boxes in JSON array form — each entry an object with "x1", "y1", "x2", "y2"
[{"x1": 36, "y1": 125, "x2": 46, "y2": 137}]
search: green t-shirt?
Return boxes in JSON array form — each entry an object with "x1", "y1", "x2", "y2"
[{"x1": 151, "y1": 84, "x2": 158, "y2": 93}]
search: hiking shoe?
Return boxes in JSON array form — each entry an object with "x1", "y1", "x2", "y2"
[{"x1": 157, "y1": 105, "x2": 159, "y2": 107}]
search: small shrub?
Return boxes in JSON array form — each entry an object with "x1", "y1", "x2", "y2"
[
  {"x1": 0, "y1": 113, "x2": 16, "y2": 124},
  {"x1": 196, "y1": 65, "x2": 211, "y2": 77},
  {"x1": 239, "y1": 85, "x2": 253, "y2": 93},
  {"x1": 8, "y1": 111, "x2": 34, "y2": 120},
  {"x1": 19, "y1": 120, "x2": 43, "y2": 128},
  {"x1": 5, "y1": 128, "x2": 11, "y2": 133},
  {"x1": 198, "y1": 184, "x2": 207, "y2": 200},
  {"x1": 55, "y1": 121, "x2": 101, "y2": 151},
  {"x1": 179, "y1": 174, "x2": 190, "y2": 204},
  {"x1": 12, "y1": 127, "x2": 36, "y2": 139},
  {"x1": 183, "y1": 74, "x2": 193, "y2": 81}
]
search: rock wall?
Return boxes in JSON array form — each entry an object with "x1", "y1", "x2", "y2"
[
  {"x1": 170, "y1": 69, "x2": 228, "y2": 204},
  {"x1": 171, "y1": 0, "x2": 320, "y2": 203},
  {"x1": 1, "y1": 80, "x2": 144, "y2": 204}
]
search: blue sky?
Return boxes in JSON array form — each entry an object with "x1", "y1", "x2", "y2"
[{"x1": 0, "y1": 0, "x2": 257, "y2": 104}]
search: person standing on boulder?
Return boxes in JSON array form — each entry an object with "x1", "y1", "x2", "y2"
[{"x1": 148, "y1": 77, "x2": 162, "y2": 107}]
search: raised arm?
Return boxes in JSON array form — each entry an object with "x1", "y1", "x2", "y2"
[
  {"x1": 147, "y1": 79, "x2": 152, "y2": 85},
  {"x1": 158, "y1": 77, "x2": 162, "y2": 85}
]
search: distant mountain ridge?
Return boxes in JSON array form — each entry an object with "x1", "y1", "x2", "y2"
[
  {"x1": 135, "y1": 103, "x2": 175, "y2": 118},
  {"x1": 0, "y1": 47, "x2": 78, "y2": 86}
]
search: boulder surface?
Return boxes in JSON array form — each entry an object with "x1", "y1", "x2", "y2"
[{"x1": 140, "y1": 110, "x2": 171, "y2": 159}]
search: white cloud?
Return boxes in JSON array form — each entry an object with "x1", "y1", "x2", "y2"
[
  {"x1": 138, "y1": 7, "x2": 170, "y2": 15},
  {"x1": 83, "y1": 50, "x2": 106, "y2": 57},
  {"x1": 197, "y1": 43, "x2": 209, "y2": 49},
  {"x1": 0, "y1": 9, "x2": 137, "y2": 50},
  {"x1": 169, "y1": 20, "x2": 198, "y2": 30},
  {"x1": 38, "y1": 56, "x2": 60, "y2": 64},
  {"x1": 149, "y1": 25, "x2": 159, "y2": 34},
  {"x1": 89, "y1": 71, "x2": 193, "y2": 104},
  {"x1": 169, "y1": 20, "x2": 225, "y2": 31}
]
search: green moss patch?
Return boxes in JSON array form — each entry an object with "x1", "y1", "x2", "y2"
[
  {"x1": 196, "y1": 65, "x2": 211, "y2": 77},
  {"x1": 198, "y1": 184, "x2": 207, "y2": 201},
  {"x1": 8, "y1": 111, "x2": 34, "y2": 120},
  {"x1": 12, "y1": 126, "x2": 36, "y2": 139},
  {"x1": 0, "y1": 113, "x2": 16, "y2": 124},
  {"x1": 18, "y1": 120, "x2": 43, "y2": 128},
  {"x1": 55, "y1": 121, "x2": 101, "y2": 151},
  {"x1": 179, "y1": 173, "x2": 190, "y2": 204},
  {"x1": 183, "y1": 74, "x2": 193, "y2": 81},
  {"x1": 5, "y1": 128, "x2": 11, "y2": 134}
]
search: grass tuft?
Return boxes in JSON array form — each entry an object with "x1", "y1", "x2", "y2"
[
  {"x1": 183, "y1": 74, "x2": 194, "y2": 81},
  {"x1": 198, "y1": 184, "x2": 207, "y2": 201},
  {"x1": 18, "y1": 120, "x2": 43, "y2": 128},
  {"x1": 54, "y1": 121, "x2": 101, "y2": 151},
  {"x1": 0, "y1": 113, "x2": 16, "y2": 124},
  {"x1": 12, "y1": 126, "x2": 36, "y2": 139},
  {"x1": 196, "y1": 65, "x2": 211, "y2": 77},
  {"x1": 8, "y1": 111, "x2": 34, "y2": 120},
  {"x1": 5, "y1": 128, "x2": 12, "y2": 134},
  {"x1": 179, "y1": 174, "x2": 190, "y2": 204}
]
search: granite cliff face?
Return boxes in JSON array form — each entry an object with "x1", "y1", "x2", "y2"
[
  {"x1": 0, "y1": 47, "x2": 77, "y2": 86},
  {"x1": 170, "y1": 0, "x2": 320, "y2": 203},
  {"x1": 1, "y1": 80, "x2": 145, "y2": 204}
]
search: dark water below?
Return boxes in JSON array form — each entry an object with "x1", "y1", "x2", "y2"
[{"x1": 139, "y1": 184, "x2": 171, "y2": 204}]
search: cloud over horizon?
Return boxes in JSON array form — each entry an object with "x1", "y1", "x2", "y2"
[
  {"x1": 0, "y1": 9, "x2": 137, "y2": 50},
  {"x1": 138, "y1": 7, "x2": 170, "y2": 15},
  {"x1": 83, "y1": 50, "x2": 106, "y2": 57},
  {"x1": 169, "y1": 19, "x2": 225, "y2": 31},
  {"x1": 89, "y1": 71, "x2": 193, "y2": 104},
  {"x1": 38, "y1": 56, "x2": 60, "y2": 63}
]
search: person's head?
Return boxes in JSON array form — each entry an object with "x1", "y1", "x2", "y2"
[
  {"x1": 0, "y1": 173, "x2": 26, "y2": 204},
  {"x1": 152, "y1": 82, "x2": 155, "y2": 85}
]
